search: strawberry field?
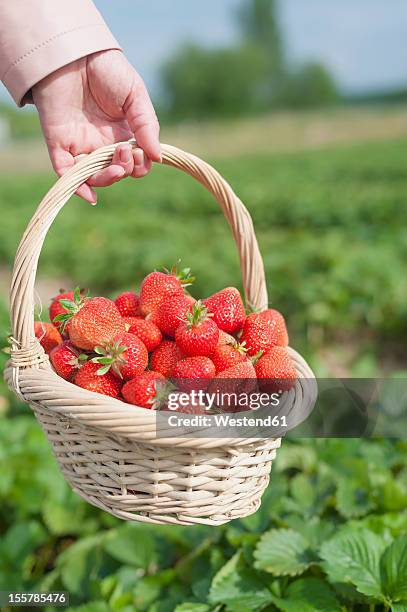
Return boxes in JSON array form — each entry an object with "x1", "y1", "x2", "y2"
[{"x1": 1, "y1": 135, "x2": 407, "y2": 610}]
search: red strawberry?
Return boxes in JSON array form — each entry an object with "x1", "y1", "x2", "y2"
[
  {"x1": 173, "y1": 356, "x2": 215, "y2": 392},
  {"x1": 139, "y1": 267, "x2": 194, "y2": 316},
  {"x1": 210, "y1": 342, "x2": 247, "y2": 373},
  {"x1": 49, "y1": 341, "x2": 87, "y2": 381},
  {"x1": 122, "y1": 315, "x2": 144, "y2": 330},
  {"x1": 150, "y1": 340, "x2": 182, "y2": 377},
  {"x1": 68, "y1": 297, "x2": 125, "y2": 351},
  {"x1": 49, "y1": 291, "x2": 75, "y2": 331},
  {"x1": 260, "y1": 309, "x2": 289, "y2": 346},
  {"x1": 254, "y1": 346, "x2": 296, "y2": 392},
  {"x1": 240, "y1": 311, "x2": 284, "y2": 356},
  {"x1": 203, "y1": 287, "x2": 245, "y2": 334},
  {"x1": 163, "y1": 393, "x2": 207, "y2": 415},
  {"x1": 34, "y1": 321, "x2": 63, "y2": 354},
  {"x1": 115, "y1": 291, "x2": 141, "y2": 317},
  {"x1": 154, "y1": 294, "x2": 191, "y2": 338},
  {"x1": 208, "y1": 361, "x2": 257, "y2": 410},
  {"x1": 128, "y1": 319, "x2": 162, "y2": 352},
  {"x1": 122, "y1": 371, "x2": 165, "y2": 408},
  {"x1": 175, "y1": 301, "x2": 219, "y2": 357},
  {"x1": 93, "y1": 332, "x2": 148, "y2": 380},
  {"x1": 74, "y1": 361, "x2": 122, "y2": 398}
]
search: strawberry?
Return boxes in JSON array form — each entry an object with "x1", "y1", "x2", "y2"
[
  {"x1": 150, "y1": 340, "x2": 182, "y2": 377},
  {"x1": 203, "y1": 287, "x2": 245, "y2": 334},
  {"x1": 128, "y1": 318, "x2": 162, "y2": 352},
  {"x1": 175, "y1": 301, "x2": 219, "y2": 357},
  {"x1": 115, "y1": 291, "x2": 141, "y2": 317},
  {"x1": 210, "y1": 342, "x2": 247, "y2": 373},
  {"x1": 67, "y1": 297, "x2": 125, "y2": 351},
  {"x1": 240, "y1": 311, "x2": 284, "y2": 356},
  {"x1": 122, "y1": 315, "x2": 144, "y2": 330},
  {"x1": 260, "y1": 309, "x2": 289, "y2": 346},
  {"x1": 93, "y1": 332, "x2": 148, "y2": 380},
  {"x1": 218, "y1": 330, "x2": 236, "y2": 345},
  {"x1": 173, "y1": 356, "x2": 215, "y2": 392},
  {"x1": 139, "y1": 267, "x2": 194, "y2": 316},
  {"x1": 49, "y1": 290, "x2": 75, "y2": 331},
  {"x1": 49, "y1": 341, "x2": 87, "y2": 381},
  {"x1": 163, "y1": 393, "x2": 207, "y2": 415},
  {"x1": 74, "y1": 361, "x2": 122, "y2": 398},
  {"x1": 208, "y1": 361, "x2": 257, "y2": 410},
  {"x1": 122, "y1": 371, "x2": 166, "y2": 408},
  {"x1": 154, "y1": 294, "x2": 192, "y2": 337},
  {"x1": 34, "y1": 321, "x2": 63, "y2": 354},
  {"x1": 254, "y1": 346, "x2": 296, "y2": 392}
]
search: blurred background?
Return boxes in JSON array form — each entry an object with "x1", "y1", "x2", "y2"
[{"x1": 1, "y1": 1, "x2": 407, "y2": 610}]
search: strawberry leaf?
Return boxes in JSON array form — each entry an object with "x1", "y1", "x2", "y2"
[
  {"x1": 380, "y1": 534, "x2": 407, "y2": 603},
  {"x1": 254, "y1": 528, "x2": 316, "y2": 576},
  {"x1": 319, "y1": 527, "x2": 385, "y2": 599},
  {"x1": 209, "y1": 550, "x2": 273, "y2": 612},
  {"x1": 270, "y1": 577, "x2": 342, "y2": 612}
]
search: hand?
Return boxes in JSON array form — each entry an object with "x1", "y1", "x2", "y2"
[{"x1": 32, "y1": 50, "x2": 161, "y2": 203}]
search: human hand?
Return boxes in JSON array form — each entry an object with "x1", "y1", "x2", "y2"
[{"x1": 32, "y1": 50, "x2": 161, "y2": 203}]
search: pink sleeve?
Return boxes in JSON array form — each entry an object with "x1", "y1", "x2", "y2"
[{"x1": 0, "y1": 0, "x2": 122, "y2": 106}]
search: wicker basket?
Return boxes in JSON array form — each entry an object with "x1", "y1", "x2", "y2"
[{"x1": 5, "y1": 140, "x2": 316, "y2": 526}]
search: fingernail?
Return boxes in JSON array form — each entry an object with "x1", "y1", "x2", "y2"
[
  {"x1": 119, "y1": 147, "x2": 131, "y2": 163},
  {"x1": 134, "y1": 149, "x2": 145, "y2": 166}
]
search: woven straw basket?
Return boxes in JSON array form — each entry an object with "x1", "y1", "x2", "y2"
[{"x1": 5, "y1": 140, "x2": 316, "y2": 526}]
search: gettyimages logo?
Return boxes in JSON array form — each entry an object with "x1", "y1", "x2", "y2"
[{"x1": 154, "y1": 377, "x2": 407, "y2": 439}]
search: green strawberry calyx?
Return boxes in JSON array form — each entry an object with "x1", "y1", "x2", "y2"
[
  {"x1": 92, "y1": 339, "x2": 128, "y2": 378},
  {"x1": 184, "y1": 300, "x2": 212, "y2": 328},
  {"x1": 163, "y1": 264, "x2": 195, "y2": 288},
  {"x1": 53, "y1": 287, "x2": 88, "y2": 332},
  {"x1": 149, "y1": 379, "x2": 176, "y2": 410}
]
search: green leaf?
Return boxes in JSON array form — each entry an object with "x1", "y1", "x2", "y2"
[
  {"x1": 336, "y1": 477, "x2": 374, "y2": 518},
  {"x1": 270, "y1": 577, "x2": 341, "y2": 612},
  {"x1": 209, "y1": 550, "x2": 273, "y2": 612},
  {"x1": 0, "y1": 520, "x2": 47, "y2": 564},
  {"x1": 380, "y1": 534, "x2": 407, "y2": 603},
  {"x1": 104, "y1": 525, "x2": 156, "y2": 569},
  {"x1": 284, "y1": 516, "x2": 336, "y2": 549},
  {"x1": 391, "y1": 603, "x2": 407, "y2": 612},
  {"x1": 74, "y1": 286, "x2": 82, "y2": 304},
  {"x1": 320, "y1": 527, "x2": 386, "y2": 599},
  {"x1": 59, "y1": 298, "x2": 77, "y2": 310},
  {"x1": 57, "y1": 535, "x2": 103, "y2": 595},
  {"x1": 174, "y1": 604, "x2": 210, "y2": 612},
  {"x1": 379, "y1": 479, "x2": 407, "y2": 512},
  {"x1": 97, "y1": 365, "x2": 111, "y2": 376},
  {"x1": 67, "y1": 603, "x2": 111, "y2": 612},
  {"x1": 254, "y1": 529, "x2": 316, "y2": 576}
]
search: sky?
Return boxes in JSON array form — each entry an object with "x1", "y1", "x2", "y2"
[{"x1": 1, "y1": 0, "x2": 407, "y2": 102}]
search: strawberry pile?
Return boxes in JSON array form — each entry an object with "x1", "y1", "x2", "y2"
[{"x1": 34, "y1": 267, "x2": 297, "y2": 412}]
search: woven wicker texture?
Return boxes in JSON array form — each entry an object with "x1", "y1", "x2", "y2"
[{"x1": 6, "y1": 140, "x2": 317, "y2": 525}]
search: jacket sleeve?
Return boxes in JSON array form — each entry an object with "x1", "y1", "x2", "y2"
[{"x1": 0, "y1": 0, "x2": 121, "y2": 106}]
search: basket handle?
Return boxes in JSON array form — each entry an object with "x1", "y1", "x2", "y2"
[{"x1": 10, "y1": 140, "x2": 267, "y2": 360}]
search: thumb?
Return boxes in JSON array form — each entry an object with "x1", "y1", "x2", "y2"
[{"x1": 123, "y1": 76, "x2": 161, "y2": 163}]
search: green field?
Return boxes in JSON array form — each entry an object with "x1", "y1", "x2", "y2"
[{"x1": 1, "y1": 133, "x2": 407, "y2": 610}]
